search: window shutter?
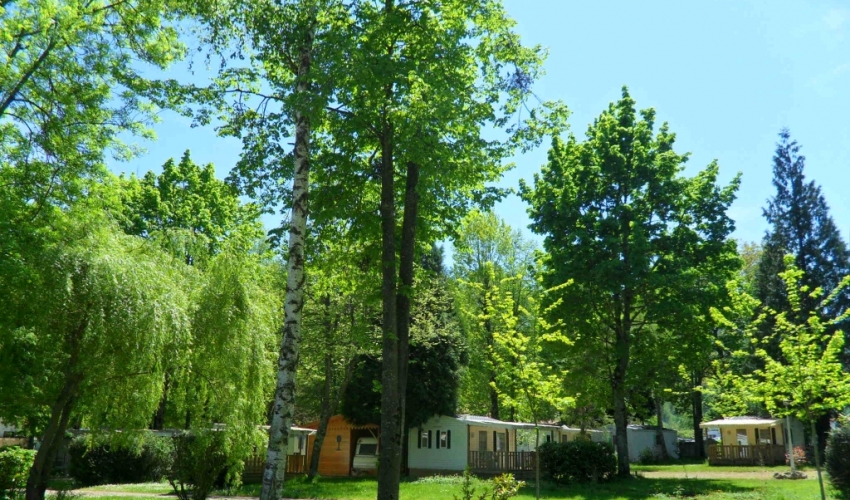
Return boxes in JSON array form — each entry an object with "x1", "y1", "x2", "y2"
[
  {"x1": 755, "y1": 429, "x2": 760, "y2": 442},
  {"x1": 493, "y1": 431, "x2": 497, "y2": 451},
  {"x1": 418, "y1": 428, "x2": 422, "y2": 449},
  {"x1": 505, "y1": 430, "x2": 509, "y2": 451},
  {"x1": 428, "y1": 430, "x2": 432, "y2": 449},
  {"x1": 447, "y1": 430, "x2": 452, "y2": 449},
  {"x1": 436, "y1": 430, "x2": 441, "y2": 449}
]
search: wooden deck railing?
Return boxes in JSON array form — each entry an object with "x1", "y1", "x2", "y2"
[
  {"x1": 468, "y1": 451, "x2": 536, "y2": 473},
  {"x1": 707, "y1": 444, "x2": 786, "y2": 466},
  {"x1": 243, "y1": 454, "x2": 309, "y2": 482}
]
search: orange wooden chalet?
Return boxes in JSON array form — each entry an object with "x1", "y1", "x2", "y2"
[{"x1": 302, "y1": 415, "x2": 380, "y2": 477}]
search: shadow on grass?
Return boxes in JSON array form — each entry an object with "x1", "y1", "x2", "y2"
[
  {"x1": 235, "y1": 475, "x2": 773, "y2": 500},
  {"x1": 534, "y1": 477, "x2": 757, "y2": 499}
]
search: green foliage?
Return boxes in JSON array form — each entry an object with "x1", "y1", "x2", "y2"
[
  {"x1": 521, "y1": 87, "x2": 740, "y2": 476},
  {"x1": 0, "y1": 0, "x2": 186, "y2": 224},
  {"x1": 451, "y1": 468, "x2": 524, "y2": 500},
  {"x1": 757, "y1": 130, "x2": 850, "y2": 337},
  {"x1": 826, "y1": 425, "x2": 850, "y2": 499},
  {"x1": 0, "y1": 447, "x2": 35, "y2": 499},
  {"x1": 0, "y1": 209, "x2": 191, "y2": 435},
  {"x1": 167, "y1": 432, "x2": 242, "y2": 500},
  {"x1": 452, "y1": 211, "x2": 539, "y2": 417},
  {"x1": 638, "y1": 447, "x2": 659, "y2": 466},
  {"x1": 537, "y1": 441, "x2": 616, "y2": 484},
  {"x1": 68, "y1": 434, "x2": 174, "y2": 486},
  {"x1": 118, "y1": 151, "x2": 261, "y2": 265},
  {"x1": 709, "y1": 258, "x2": 850, "y2": 423},
  {"x1": 490, "y1": 474, "x2": 525, "y2": 500}
]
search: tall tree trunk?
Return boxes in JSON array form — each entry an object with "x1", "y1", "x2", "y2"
[
  {"x1": 692, "y1": 378, "x2": 705, "y2": 459},
  {"x1": 396, "y1": 160, "x2": 419, "y2": 477},
  {"x1": 26, "y1": 375, "x2": 81, "y2": 500},
  {"x1": 483, "y1": 274, "x2": 499, "y2": 420},
  {"x1": 260, "y1": 21, "x2": 315, "y2": 500},
  {"x1": 612, "y1": 327, "x2": 631, "y2": 477},
  {"x1": 654, "y1": 395, "x2": 669, "y2": 461},
  {"x1": 377, "y1": 126, "x2": 400, "y2": 500}
]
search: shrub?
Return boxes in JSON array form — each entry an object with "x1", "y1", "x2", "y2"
[
  {"x1": 167, "y1": 432, "x2": 241, "y2": 500},
  {"x1": 538, "y1": 441, "x2": 616, "y2": 484},
  {"x1": 638, "y1": 447, "x2": 658, "y2": 465},
  {"x1": 826, "y1": 425, "x2": 850, "y2": 499},
  {"x1": 0, "y1": 447, "x2": 36, "y2": 500},
  {"x1": 452, "y1": 468, "x2": 523, "y2": 500},
  {"x1": 785, "y1": 445, "x2": 808, "y2": 466},
  {"x1": 68, "y1": 434, "x2": 173, "y2": 486}
]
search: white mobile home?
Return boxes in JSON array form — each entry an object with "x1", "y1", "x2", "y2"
[
  {"x1": 613, "y1": 425, "x2": 678, "y2": 462},
  {"x1": 407, "y1": 415, "x2": 562, "y2": 477}
]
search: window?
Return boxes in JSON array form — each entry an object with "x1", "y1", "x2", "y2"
[
  {"x1": 655, "y1": 434, "x2": 663, "y2": 446},
  {"x1": 496, "y1": 432, "x2": 506, "y2": 451},
  {"x1": 736, "y1": 429, "x2": 748, "y2": 446},
  {"x1": 440, "y1": 430, "x2": 450, "y2": 449},
  {"x1": 561, "y1": 434, "x2": 569, "y2": 443},
  {"x1": 478, "y1": 431, "x2": 488, "y2": 451},
  {"x1": 358, "y1": 443, "x2": 378, "y2": 456},
  {"x1": 756, "y1": 428, "x2": 771, "y2": 445},
  {"x1": 420, "y1": 430, "x2": 430, "y2": 449}
]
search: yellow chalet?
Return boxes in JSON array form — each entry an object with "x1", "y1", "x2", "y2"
[{"x1": 699, "y1": 416, "x2": 805, "y2": 465}]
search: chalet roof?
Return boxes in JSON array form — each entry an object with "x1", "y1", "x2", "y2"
[
  {"x1": 259, "y1": 425, "x2": 317, "y2": 435},
  {"x1": 700, "y1": 417, "x2": 780, "y2": 428},
  {"x1": 560, "y1": 426, "x2": 604, "y2": 434},
  {"x1": 626, "y1": 425, "x2": 677, "y2": 432},
  {"x1": 457, "y1": 414, "x2": 561, "y2": 430}
]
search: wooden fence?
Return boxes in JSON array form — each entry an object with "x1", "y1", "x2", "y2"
[
  {"x1": 707, "y1": 444, "x2": 786, "y2": 466},
  {"x1": 468, "y1": 451, "x2": 536, "y2": 474},
  {"x1": 242, "y1": 454, "x2": 309, "y2": 483}
]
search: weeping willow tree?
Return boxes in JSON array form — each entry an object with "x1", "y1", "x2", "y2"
[{"x1": 0, "y1": 208, "x2": 192, "y2": 500}]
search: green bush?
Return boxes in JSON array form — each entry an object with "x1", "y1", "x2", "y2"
[
  {"x1": 68, "y1": 434, "x2": 173, "y2": 486},
  {"x1": 167, "y1": 432, "x2": 241, "y2": 500},
  {"x1": 826, "y1": 425, "x2": 850, "y2": 499},
  {"x1": 638, "y1": 447, "x2": 658, "y2": 465},
  {"x1": 538, "y1": 441, "x2": 616, "y2": 484},
  {"x1": 0, "y1": 447, "x2": 36, "y2": 500}
]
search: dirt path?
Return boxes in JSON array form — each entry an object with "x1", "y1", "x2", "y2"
[{"x1": 640, "y1": 470, "x2": 816, "y2": 480}]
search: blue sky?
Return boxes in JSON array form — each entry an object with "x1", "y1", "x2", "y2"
[{"x1": 112, "y1": 0, "x2": 850, "y2": 249}]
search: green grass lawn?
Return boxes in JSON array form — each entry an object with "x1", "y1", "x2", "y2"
[
  {"x1": 73, "y1": 474, "x2": 832, "y2": 500},
  {"x1": 631, "y1": 459, "x2": 814, "y2": 474}
]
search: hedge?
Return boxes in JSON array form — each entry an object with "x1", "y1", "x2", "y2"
[{"x1": 537, "y1": 440, "x2": 616, "y2": 484}]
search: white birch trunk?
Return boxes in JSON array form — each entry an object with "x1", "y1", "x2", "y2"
[{"x1": 260, "y1": 20, "x2": 315, "y2": 500}]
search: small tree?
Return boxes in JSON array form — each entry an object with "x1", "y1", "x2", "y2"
[
  {"x1": 481, "y1": 267, "x2": 573, "y2": 500},
  {"x1": 710, "y1": 256, "x2": 850, "y2": 500}
]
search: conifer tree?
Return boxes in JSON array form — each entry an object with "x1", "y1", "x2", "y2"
[{"x1": 756, "y1": 129, "x2": 850, "y2": 452}]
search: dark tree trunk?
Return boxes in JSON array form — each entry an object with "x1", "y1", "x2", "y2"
[
  {"x1": 396, "y1": 160, "x2": 419, "y2": 477},
  {"x1": 654, "y1": 395, "x2": 669, "y2": 461},
  {"x1": 377, "y1": 124, "x2": 400, "y2": 500},
  {"x1": 612, "y1": 323, "x2": 631, "y2": 477},
  {"x1": 26, "y1": 376, "x2": 80, "y2": 500},
  {"x1": 692, "y1": 380, "x2": 705, "y2": 459}
]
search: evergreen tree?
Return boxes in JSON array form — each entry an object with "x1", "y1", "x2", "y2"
[
  {"x1": 757, "y1": 129, "x2": 850, "y2": 325},
  {"x1": 756, "y1": 129, "x2": 850, "y2": 454}
]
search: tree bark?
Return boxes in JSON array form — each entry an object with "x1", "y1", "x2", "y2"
[
  {"x1": 260, "y1": 19, "x2": 315, "y2": 500},
  {"x1": 654, "y1": 395, "x2": 669, "y2": 461},
  {"x1": 377, "y1": 125, "x2": 400, "y2": 500},
  {"x1": 811, "y1": 420, "x2": 827, "y2": 500},
  {"x1": 396, "y1": 160, "x2": 419, "y2": 477},
  {"x1": 692, "y1": 381, "x2": 705, "y2": 459},
  {"x1": 612, "y1": 325, "x2": 631, "y2": 477},
  {"x1": 26, "y1": 375, "x2": 81, "y2": 500}
]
